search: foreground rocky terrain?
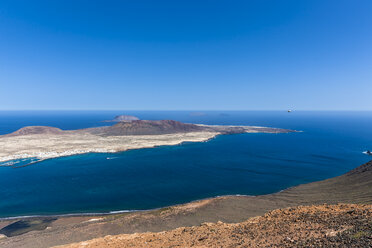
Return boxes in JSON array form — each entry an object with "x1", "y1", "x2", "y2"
[
  {"x1": 0, "y1": 120, "x2": 292, "y2": 163},
  {"x1": 56, "y1": 204, "x2": 372, "y2": 248},
  {"x1": 0, "y1": 160, "x2": 371, "y2": 247}
]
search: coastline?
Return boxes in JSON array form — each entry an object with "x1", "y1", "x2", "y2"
[
  {"x1": 1, "y1": 160, "x2": 371, "y2": 247},
  {"x1": 0, "y1": 158, "x2": 370, "y2": 219},
  {"x1": 0, "y1": 131, "x2": 219, "y2": 164},
  {"x1": 0, "y1": 194, "x2": 254, "y2": 221}
]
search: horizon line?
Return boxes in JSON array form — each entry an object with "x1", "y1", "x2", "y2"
[{"x1": 0, "y1": 109, "x2": 371, "y2": 112}]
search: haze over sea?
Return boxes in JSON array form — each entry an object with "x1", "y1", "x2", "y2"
[{"x1": 0, "y1": 111, "x2": 371, "y2": 218}]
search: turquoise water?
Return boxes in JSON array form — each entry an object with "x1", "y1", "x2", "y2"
[{"x1": 0, "y1": 111, "x2": 371, "y2": 218}]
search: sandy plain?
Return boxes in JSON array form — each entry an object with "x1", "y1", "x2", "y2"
[{"x1": 0, "y1": 131, "x2": 219, "y2": 163}]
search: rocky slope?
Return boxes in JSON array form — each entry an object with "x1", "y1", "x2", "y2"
[{"x1": 56, "y1": 204, "x2": 372, "y2": 248}]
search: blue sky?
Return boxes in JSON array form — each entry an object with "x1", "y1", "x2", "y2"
[{"x1": 0, "y1": 0, "x2": 371, "y2": 110}]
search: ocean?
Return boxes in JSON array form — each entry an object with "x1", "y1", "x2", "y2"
[{"x1": 0, "y1": 111, "x2": 371, "y2": 218}]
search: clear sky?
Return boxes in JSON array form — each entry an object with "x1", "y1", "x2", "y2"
[{"x1": 0, "y1": 0, "x2": 371, "y2": 110}]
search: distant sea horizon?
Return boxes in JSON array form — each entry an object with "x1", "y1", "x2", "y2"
[{"x1": 0, "y1": 110, "x2": 371, "y2": 218}]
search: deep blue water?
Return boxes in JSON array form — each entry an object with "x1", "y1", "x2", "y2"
[{"x1": 0, "y1": 111, "x2": 371, "y2": 218}]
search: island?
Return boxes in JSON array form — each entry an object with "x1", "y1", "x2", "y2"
[
  {"x1": 0, "y1": 119, "x2": 294, "y2": 164},
  {"x1": 102, "y1": 115, "x2": 140, "y2": 122}
]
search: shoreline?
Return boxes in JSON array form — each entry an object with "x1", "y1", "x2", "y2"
[
  {"x1": 1, "y1": 158, "x2": 370, "y2": 220},
  {"x1": 1, "y1": 160, "x2": 371, "y2": 247},
  {"x1": 0, "y1": 131, "x2": 220, "y2": 164},
  {"x1": 0, "y1": 133, "x2": 220, "y2": 165},
  {"x1": 0, "y1": 194, "x2": 254, "y2": 221}
]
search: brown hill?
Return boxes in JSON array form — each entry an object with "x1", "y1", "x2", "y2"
[
  {"x1": 2, "y1": 120, "x2": 203, "y2": 137},
  {"x1": 95, "y1": 120, "x2": 205, "y2": 136},
  {"x1": 89, "y1": 120, "x2": 292, "y2": 136},
  {"x1": 5, "y1": 126, "x2": 64, "y2": 136},
  {"x1": 2, "y1": 120, "x2": 292, "y2": 138}
]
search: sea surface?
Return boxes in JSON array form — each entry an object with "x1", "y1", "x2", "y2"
[{"x1": 0, "y1": 111, "x2": 371, "y2": 218}]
